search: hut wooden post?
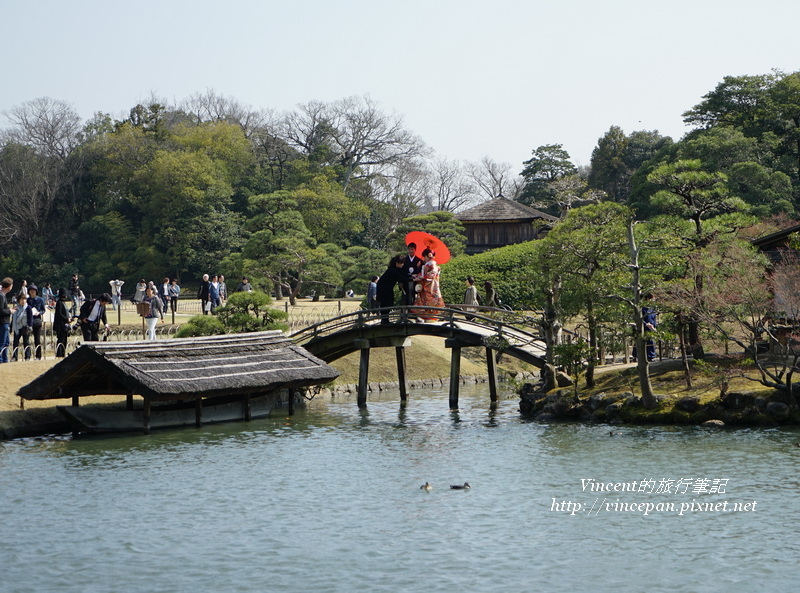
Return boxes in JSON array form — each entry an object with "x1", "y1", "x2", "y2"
[
  {"x1": 195, "y1": 398, "x2": 202, "y2": 427},
  {"x1": 126, "y1": 391, "x2": 133, "y2": 410},
  {"x1": 288, "y1": 390, "x2": 295, "y2": 415},
  {"x1": 446, "y1": 339, "x2": 461, "y2": 409},
  {"x1": 395, "y1": 346, "x2": 408, "y2": 404},
  {"x1": 355, "y1": 339, "x2": 370, "y2": 408},
  {"x1": 143, "y1": 397, "x2": 151, "y2": 435},
  {"x1": 485, "y1": 346, "x2": 498, "y2": 404},
  {"x1": 243, "y1": 393, "x2": 252, "y2": 421},
  {"x1": 72, "y1": 395, "x2": 80, "y2": 407}
]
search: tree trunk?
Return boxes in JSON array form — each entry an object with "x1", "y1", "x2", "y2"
[
  {"x1": 273, "y1": 280, "x2": 283, "y2": 301},
  {"x1": 679, "y1": 321, "x2": 693, "y2": 389},
  {"x1": 539, "y1": 278, "x2": 562, "y2": 392},
  {"x1": 633, "y1": 318, "x2": 657, "y2": 409},
  {"x1": 627, "y1": 219, "x2": 656, "y2": 409},
  {"x1": 586, "y1": 299, "x2": 597, "y2": 388}
]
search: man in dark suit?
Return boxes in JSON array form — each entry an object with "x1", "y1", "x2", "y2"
[
  {"x1": 78, "y1": 293, "x2": 112, "y2": 341},
  {"x1": 401, "y1": 242, "x2": 423, "y2": 307},
  {"x1": 197, "y1": 274, "x2": 211, "y2": 315}
]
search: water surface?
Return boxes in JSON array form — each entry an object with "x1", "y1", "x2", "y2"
[{"x1": 1, "y1": 385, "x2": 798, "y2": 593}]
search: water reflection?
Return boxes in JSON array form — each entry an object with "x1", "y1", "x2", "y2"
[{"x1": 3, "y1": 383, "x2": 800, "y2": 593}]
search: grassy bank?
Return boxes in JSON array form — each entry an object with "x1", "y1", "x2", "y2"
[{"x1": 521, "y1": 357, "x2": 799, "y2": 426}]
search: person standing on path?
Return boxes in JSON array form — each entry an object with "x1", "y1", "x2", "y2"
[
  {"x1": 26, "y1": 284, "x2": 46, "y2": 359},
  {"x1": 141, "y1": 286, "x2": 164, "y2": 340},
  {"x1": 11, "y1": 293, "x2": 33, "y2": 360},
  {"x1": 0, "y1": 277, "x2": 13, "y2": 363},
  {"x1": 53, "y1": 288, "x2": 71, "y2": 358},
  {"x1": 463, "y1": 276, "x2": 481, "y2": 320},
  {"x1": 198, "y1": 274, "x2": 211, "y2": 314},
  {"x1": 109, "y1": 279, "x2": 125, "y2": 310},
  {"x1": 68, "y1": 273, "x2": 81, "y2": 316}
]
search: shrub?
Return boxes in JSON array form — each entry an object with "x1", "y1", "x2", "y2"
[
  {"x1": 175, "y1": 315, "x2": 226, "y2": 337},
  {"x1": 215, "y1": 291, "x2": 288, "y2": 333},
  {"x1": 439, "y1": 241, "x2": 541, "y2": 310}
]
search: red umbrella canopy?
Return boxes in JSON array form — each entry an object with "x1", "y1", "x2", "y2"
[{"x1": 405, "y1": 231, "x2": 451, "y2": 264}]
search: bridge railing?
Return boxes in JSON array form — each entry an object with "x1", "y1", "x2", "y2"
[{"x1": 289, "y1": 305, "x2": 546, "y2": 352}]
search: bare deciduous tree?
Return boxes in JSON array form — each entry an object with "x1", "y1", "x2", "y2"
[
  {"x1": 3, "y1": 97, "x2": 81, "y2": 159},
  {"x1": 424, "y1": 157, "x2": 477, "y2": 212},
  {"x1": 0, "y1": 98, "x2": 82, "y2": 247},
  {"x1": 283, "y1": 96, "x2": 427, "y2": 189},
  {"x1": 368, "y1": 160, "x2": 428, "y2": 220},
  {"x1": 282, "y1": 100, "x2": 335, "y2": 159},
  {"x1": 466, "y1": 157, "x2": 523, "y2": 201},
  {"x1": 182, "y1": 89, "x2": 276, "y2": 139}
]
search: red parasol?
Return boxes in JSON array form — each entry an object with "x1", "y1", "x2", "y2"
[{"x1": 405, "y1": 231, "x2": 451, "y2": 265}]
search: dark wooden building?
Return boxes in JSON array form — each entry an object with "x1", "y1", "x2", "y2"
[
  {"x1": 457, "y1": 196, "x2": 558, "y2": 255},
  {"x1": 751, "y1": 223, "x2": 800, "y2": 262}
]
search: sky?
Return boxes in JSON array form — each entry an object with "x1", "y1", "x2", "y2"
[{"x1": 2, "y1": 0, "x2": 798, "y2": 170}]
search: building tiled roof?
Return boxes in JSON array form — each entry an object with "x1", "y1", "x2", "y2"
[
  {"x1": 751, "y1": 224, "x2": 800, "y2": 250},
  {"x1": 457, "y1": 196, "x2": 558, "y2": 222}
]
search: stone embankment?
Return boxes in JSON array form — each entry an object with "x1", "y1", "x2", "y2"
[
  {"x1": 322, "y1": 371, "x2": 538, "y2": 399},
  {"x1": 519, "y1": 381, "x2": 800, "y2": 426}
]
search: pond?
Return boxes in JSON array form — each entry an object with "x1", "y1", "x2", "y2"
[{"x1": 1, "y1": 383, "x2": 798, "y2": 593}]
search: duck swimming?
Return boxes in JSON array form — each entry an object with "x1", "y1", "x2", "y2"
[
  {"x1": 420, "y1": 482, "x2": 432, "y2": 491},
  {"x1": 450, "y1": 482, "x2": 471, "y2": 490}
]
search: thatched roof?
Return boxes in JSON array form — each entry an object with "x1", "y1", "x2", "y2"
[
  {"x1": 17, "y1": 331, "x2": 339, "y2": 402},
  {"x1": 457, "y1": 196, "x2": 558, "y2": 223}
]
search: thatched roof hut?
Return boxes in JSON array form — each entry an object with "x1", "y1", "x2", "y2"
[
  {"x1": 457, "y1": 196, "x2": 558, "y2": 254},
  {"x1": 17, "y1": 331, "x2": 339, "y2": 403}
]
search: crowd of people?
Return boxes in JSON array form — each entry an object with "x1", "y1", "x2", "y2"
[
  {"x1": 0, "y1": 273, "x2": 188, "y2": 360},
  {"x1": 128, "y1": 277, "x2": 181, "y2": 313},
  {"x1": 1, "y1": 277, "x2": 55, "y2": 361},
  {"x1": 1, "y1": 271, "x2": 258, "y2": 361}
]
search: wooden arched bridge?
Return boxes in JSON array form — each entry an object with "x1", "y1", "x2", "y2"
[{"x1": 290, "y1": 305, "x2": 547, "y2": 409}]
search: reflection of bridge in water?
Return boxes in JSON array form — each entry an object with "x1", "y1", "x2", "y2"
[{"x1": 290, "y1": 306, "x2": 546, "y2": 409}]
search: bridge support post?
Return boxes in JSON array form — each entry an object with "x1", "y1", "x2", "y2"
[
  {"x1": 355, "y1": 339, "x2": 370, "y2": 408},
  {"x1": 395, "y1": 346, "x2": 408, "y2": 404},
  {"x1": 445, "y1": 339, "x2": 461, "y2": 409},
  {"x1": 486, "y1": 346, "x2": 498, "y2": 404}
]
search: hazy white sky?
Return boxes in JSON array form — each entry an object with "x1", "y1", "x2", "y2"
[{"x1": 2, "y1": 0, "x2": 797, "y2": 169}]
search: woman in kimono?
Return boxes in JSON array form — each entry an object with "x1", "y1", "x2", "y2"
[{"x1": 412, "y1": 248, "x2": 445, "y2": 322}]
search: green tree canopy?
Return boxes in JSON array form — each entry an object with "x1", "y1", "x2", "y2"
[{"x1": 519, "y1": 144, "x2": 577, "y2": 208}]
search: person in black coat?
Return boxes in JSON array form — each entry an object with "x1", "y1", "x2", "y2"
[
  {"x1": 53, "y1": 288, "x2": 72, "y2": 357},
  {"x1": 78, "y1": 293, "x2": 112, "y2": 342},
  {"x1": 197, "y1": 274, "x2": 211, "y2": 314},
  {"x1": 401, "y1": 242, "x2": 423, "y2": 307},
  {"x1": 376, "y1": 255, "x2": 407, "y2": 324}
]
